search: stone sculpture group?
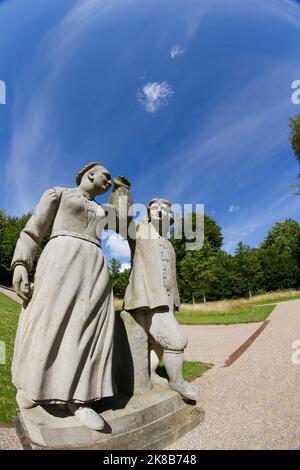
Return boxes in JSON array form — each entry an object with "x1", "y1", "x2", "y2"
[{"x1": 11, "y1": 162, "x2": 199, "y2": 442}]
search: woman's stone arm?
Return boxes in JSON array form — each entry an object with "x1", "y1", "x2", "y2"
[{"x1": 11, "y1": 187, "x2": 62, "y2": 273}]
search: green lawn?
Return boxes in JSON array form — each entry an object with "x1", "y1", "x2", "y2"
[
  {"x1": 176, "y1": 304, "x2": 275, "y2": 325},
  {"x1": 0, "y1": 293, "x2": 20, "y2": 423},
  {"x1": 157, "y1": 360, "x2": 213, "y2": 382},
  {"x1": 252, "y1": 294, "x2": 300, "y2": 305}
]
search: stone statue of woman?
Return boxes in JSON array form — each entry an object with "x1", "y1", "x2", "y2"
[{"x1": 11, "y1": 162, "x2": 130, "y2": 431}]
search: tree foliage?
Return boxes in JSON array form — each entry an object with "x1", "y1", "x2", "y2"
[
  {"x1": 289, "y1": 113, "x2": 300, "y2": 192},
  {"x1": 289, "y1": 114, "x2": 300, "y2": 166},
  {"x1": 179, "y1": 242, "x2": 217, "y2": 303},
  {"x1": 109, "y1": 258, "x2": 131, "y2": 300},
  {"x1": 0, "y1": 211, "x2": 31, "y2": 285},
  {"x1": 172, "y1": 214, "x2": 300, "y2": 303},
  {"x1": 261, "y1": 218, "x2": 300, "y2": 264}
]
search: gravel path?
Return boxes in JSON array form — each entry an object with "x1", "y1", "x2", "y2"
[
  {"x1": 0, "y1": 428, "x2": 21, "y2": 450},
  {"x1": 183, "y1": 323, "x2": 261, "y2": 366},
  {"x1": 168, "y1": 299, "x2": 300, "y2": 450}
]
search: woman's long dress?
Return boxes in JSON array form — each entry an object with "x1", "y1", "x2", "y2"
[{"x1": 11, "y1": 187, "x2": 116, "y2": 403}]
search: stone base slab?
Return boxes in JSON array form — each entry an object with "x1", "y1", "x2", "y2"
[{"x1": 14, "y1": 387, "x2": 204, "y2": 450}]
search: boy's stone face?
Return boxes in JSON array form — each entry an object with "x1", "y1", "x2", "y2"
[{"x1": 149, "y1": 201, "x2": 170, "y2": 223}]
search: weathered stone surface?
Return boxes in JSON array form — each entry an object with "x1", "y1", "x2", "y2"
[
  {"x1": 113, "y1": 310, "x2": 152, "y2": 395},
  {"x1": 15, "y1": 388, "x2": 204, "y2": 450}
]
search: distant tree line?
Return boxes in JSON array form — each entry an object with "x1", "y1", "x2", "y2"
[
  {"x1": 106, "y1": 215, "x2": 300, "y2": 303},
  {"x1": 171, "y1": 214, "x2": 300, "y2": 303},
  {"x1": 1, "y1": 209, "x2": 300, "y2": 303}
]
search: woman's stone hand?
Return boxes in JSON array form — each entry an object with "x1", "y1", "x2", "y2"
[
  {"x1": 112, "y1": 176, "x2": 131, "y2": 191},
  {"x1": 13, "y1": 265, "x2": 32, "y2": 302}
]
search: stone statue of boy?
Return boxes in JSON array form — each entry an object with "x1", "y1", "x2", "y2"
[{"x1": 123, "y1": 198, "x2": 199, "y2": 401}]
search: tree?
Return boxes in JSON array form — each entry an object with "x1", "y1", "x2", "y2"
[
  {"x1": 109, "y1": 258, "x2": 130, "y2": 299},
  {"x1": 113, "y1": 269, "x2": 130, "y2": 299},
  {"x1": 289, "y1": 114, "x2": 300, "y2": 192},
  {"x1": 171, "y1": 213, "x2": 223, "y2": 300},
  {"x1": 204, "y1": 215, "x2": 224, "y2": 251},
  {"x1": 110, "y1": 258, "x2": 121, "y2": 279},
  {"x1": 171, "y1": 213, "x2": 223, "y2": 260},
  {"x1": 289, "y1": 114, "x2": 300, "y2": 164},
  {"x1": 260, "y1": 218, "x2": 300, "y2": 265},
  {"x1": 258, "y1": 246, "x2": 299, "y2": 291},
  {"x1": 234, "y1": 242, "x2": 263, "y2": 299},
  {"x1": 209, "y1": 250, "x2": 241, "y2": 300},
  {"x1": 179, "y1": 242, "x2": 217, "y2": 303},
  {"x1": 0, "y1": 211, "x2": 31, "y2": 285},
  {"x1": 257, "y1": 218, "x2": 300, "y2": 290}
]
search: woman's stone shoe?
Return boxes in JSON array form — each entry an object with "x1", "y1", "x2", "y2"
[
  {"x1": 169, "y1": 381, "x2": 199, "y2": 401},
  {"x1": 68, "y1": 404, "x2": 105, "y2": 431}
]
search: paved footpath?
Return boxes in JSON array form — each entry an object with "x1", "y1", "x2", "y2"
[
  {"x1": 168, "y1": 300, "x2": 300, "y2": 450},
  {"x1": 183, "y1": 322, "x2": 262, "y2": 366}
]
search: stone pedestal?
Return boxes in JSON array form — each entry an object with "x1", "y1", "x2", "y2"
[
  {"x1": 14, "y1": 388, "x2": 204, "y2": 450},
  {"x1": 14, "y1": 310, "x2": 204, "y2": 450}
]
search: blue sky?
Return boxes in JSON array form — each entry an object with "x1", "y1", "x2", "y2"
[{"x1": 1, "y1": 0, "x2": 300, "y2": 266}]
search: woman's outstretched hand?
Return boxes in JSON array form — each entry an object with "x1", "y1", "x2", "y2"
[
  {"x1": 112, "y1": 176, "x2": 131, "y2": 191},
  {"x1": 13, "y1": 265, "x2": 32, "y2": 302}
]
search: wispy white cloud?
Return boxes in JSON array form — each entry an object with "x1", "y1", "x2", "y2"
[
  {"x1": 223, "y1": 189, "x2": 300, "y2": 253},
  {"x1": 229, "y1": 205, "x2": 240, "y2": 213},
  {"x1": 260, "y1": 0, "x2": 300, "y2": 29},
  {"x1": 185, "y1": 7, "x2": 208, "y2": 39},
  {"x1": 137, "y1": 82, "x2": 174, "y2": 113},
  {"x1": 170, "y1": 45, "x2": 185, "y2": 59},
  {"x1": 0, "y1": 80, "x2": 6, "y2": 104},
  {"x1": 5, "y1": 0, "x2": 132, "y2": 214},
  {"x1": 105, "y1": 233, "x2": 130, "y2": 258}
]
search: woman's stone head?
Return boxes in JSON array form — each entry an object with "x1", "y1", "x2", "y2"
[{"x1": 76, "y1": 162, "x2": 112, "y2": 195}]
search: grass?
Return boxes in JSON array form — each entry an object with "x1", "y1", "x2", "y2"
[
  {"x1": 179, "y1": 289, "x2": 300, "y2": 314},
  {"x1": 176, "y1": 304, "x2": 275, "y2": 325},
  {"x1": 157, "y1": 360, "x2": 213, "y2": 382},
  {"x1": 252, "y1": 294, "x2": 300, "y2": 305},
  {"x1": 0, "y1": 293, "x2": 20, "y2": 423}
]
